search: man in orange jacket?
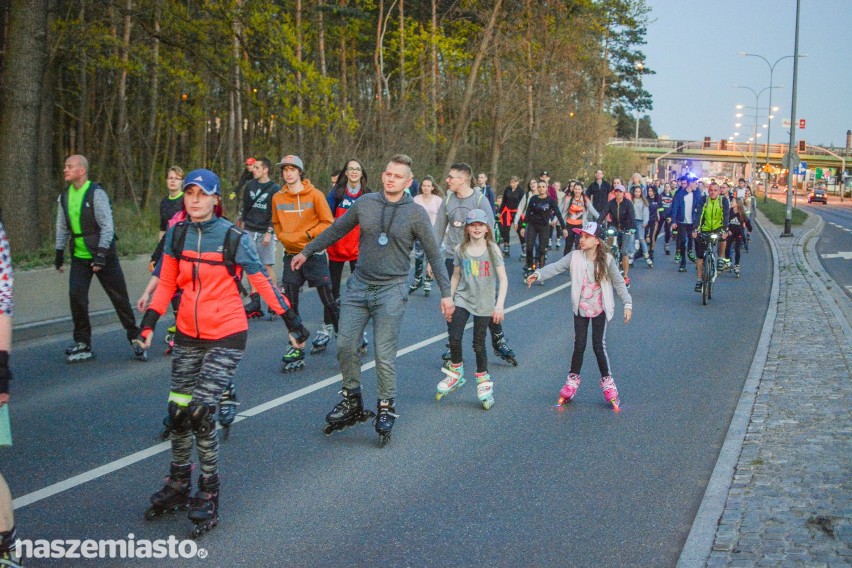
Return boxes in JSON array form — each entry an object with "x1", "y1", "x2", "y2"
[{"x1": 272, "y1": 155, "x2": 339, "y2": 370}]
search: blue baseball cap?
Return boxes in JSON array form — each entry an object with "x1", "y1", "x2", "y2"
[
  {"x1": 465, "y1": 209, "x2": 490, "y2": 225},
  {"x1": 182, "y1": 169, "x2": 220, "y2": 195}
]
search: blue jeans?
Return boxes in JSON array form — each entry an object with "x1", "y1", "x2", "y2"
[
  {"x1": 338, "y1": 275, "x2": 408, "y2": 400},
  {"x1": 635, "y1": 221, "x2": 648, "y2": 256}
]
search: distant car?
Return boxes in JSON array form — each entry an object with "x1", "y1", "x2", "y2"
[{"x1": 808, "y1": 188, "x2": 827, "y2": 204}]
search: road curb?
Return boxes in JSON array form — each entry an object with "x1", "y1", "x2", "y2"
[{"x1": 676, "y1": 212, "x2": 782, "y2": 567}]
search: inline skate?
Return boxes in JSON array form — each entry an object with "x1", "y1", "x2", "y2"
[
  {"x1": 188, "y1": 473, "x2": 219, "y2": 539},
  {"x1": 423, "y1": 277, "x2": 432, "y2": 297},
  {"x1": 218, "y1": 382, "x2": 239, "y2": 440},
  {"x1": 491, "y1": 332, "x2": 517, "y2": 366},
  {"x1": 323, "y1": 387, "x2": 375, "y2": 436},
  {"x1": 556, "y1": 373, "x2": 581, "y2": 406},
  {"x1": 374, "y1": 398, "x2": 398, "y2": 447},
  {"x1": 281, "y1": 346, "x2": 306, "y2": 373},
  {"x1": 600, "y1": 375, "x2": 621, "y2": 412},
  {"x1": 0, "y1": 527, "x2": 22, "y2": 568},
  {"x1": 145, "y1": 462, "x2": 192, "y2": 520},
  {"x1": 435, "y1": 362, "x2": 465, "y2": 400},
  {"x1": 475, "y1": 372, "x2": 494, "y2": 410},
  {"x1": 130, "y1": 339, "x2": 148, "y2": 362},
  {"x1": 164, "y1": 324, "x2": 176, "y2": 355},
  {"x1": 310, "y1": 324, "x2": 334, "y2": 354},
  {"x1": 243, "y1": 292, "x2": 263, "y2": 319}
]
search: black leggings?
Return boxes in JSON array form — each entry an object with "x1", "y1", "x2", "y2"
[
  {"x1": 564, "y1": 227, "x2": 580, "y2": 255},
  {"x1": 448, "y1": 306, "x2": 489, "y2": 373},
  {"x1": 283, "y1": 282, "x2": 340, "y2": 333},
  {"x1": 525, "y1": 223, "x2": 550, "y2": 268},
  {"x1": 726, "y1": 226, "x2": 745, "y2": 264},
  {"x1": 326, "y1": 260, "x2": 356, "y2": 325},
  {"x1": 570, "y1": 312, "x2": 610, "y2": 377}
]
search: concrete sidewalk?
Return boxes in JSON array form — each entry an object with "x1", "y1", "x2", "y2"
[{"x1": 679, "y1": 210, "x2": 852, "y2": 566}]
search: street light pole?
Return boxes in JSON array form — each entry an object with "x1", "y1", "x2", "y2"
[
  {"x1": 738, "y1": 52, "x2": 802, "y2": 202},
  {"x1": 634, "y1": 62, "x2": 644, "y2": 145},
  {"x1": 733, "y1": 85, "x2": 777, "y2": 186},
  {"x1": 783, "y1": 0, "x2": 802, "y2": 237}
]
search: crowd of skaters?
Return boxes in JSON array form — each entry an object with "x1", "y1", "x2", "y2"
[{"x1": 0, "y1": 152, "x2": 759, "y2": 557}]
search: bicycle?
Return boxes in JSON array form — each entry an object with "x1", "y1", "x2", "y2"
[
  {"x1": 697, "y1": 230, "x2": 723, "y2": 305},
  {"x1": 602, "y1": 223, "x2": 633, "y2": 279}
]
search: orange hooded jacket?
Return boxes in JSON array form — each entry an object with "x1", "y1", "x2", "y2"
[{"x1": 271, "y1": 179, "x2": 334, "y2": 254}]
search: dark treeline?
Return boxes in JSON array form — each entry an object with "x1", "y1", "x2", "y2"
[{"x1": 0, "y1": 0, "x2": 653, "y2": 254}]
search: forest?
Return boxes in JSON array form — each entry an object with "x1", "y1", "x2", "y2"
[{"x1": 0, "y1": 0, "x2": 654, "y2": 257}]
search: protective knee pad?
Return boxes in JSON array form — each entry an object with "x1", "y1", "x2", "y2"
[
  {"x1": 188, "y1": 401, "x2": 217, "y2": 437},
  {"x1": 168, "y1": 401, "x2": 191, "y2": 435},
  {"x1": 282, "y1": 283, "x2": 301, "y2": 314}
]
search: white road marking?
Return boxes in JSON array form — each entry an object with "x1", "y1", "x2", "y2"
[
  {"x1": 13, "y1": 281, "x2": 571, "y2": 510},
  {"x1": 820, "y1": 251, "x2": 852, "y2": 260}
]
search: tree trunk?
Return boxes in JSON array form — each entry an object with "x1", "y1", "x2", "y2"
[
  {"x1": 430, "y1": 0, "x2": 438, "y2": 163},
  {"x1": 443, "y1": 0, "x2": 502, "y2": 172},
  {"x1": 0, "y1": 0, "x2": 48, "y2": 252},
  {"x1": 489, "y1": 42, "x2": 504, "y2": 189},
  {"x1": 77, "y1": 0, "x2": 87, "y2": 154},
  {"x1": 36, "y1": 0, "x2": 58, "y2": 237},
  {"x1": 295, "y1": 0, "x2": 304, "y2": 150},
  {"x1": 115, "y1": 0, "x2": 137, "y2": 206},
  {"x1": 232, "y1": 9, "x2": 244, "y2": 175},
  {"x1": 398, "y1": 0, "x2": 404, "y2": 99},
  {"x1": 524, "y1": 0, "x2": 534, "y2": 176},
  {"x1": 143, "y1": 0, "x2": 161, "y2": 209}
]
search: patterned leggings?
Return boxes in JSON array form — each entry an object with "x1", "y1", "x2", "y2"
[{"x1": 170, "y1": 345, "x2": 243, "y2": 476}]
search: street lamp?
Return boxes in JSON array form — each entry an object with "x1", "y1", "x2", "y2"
[
  {"x1": 634, "y1": 62, "x2": 644, "y2": 144},
  {"x1": 733, "y1": 85, "x2": 781, "y2": 186},
  {"x1": 738, "y1": 51, "x2": 807, "y2": 202}
]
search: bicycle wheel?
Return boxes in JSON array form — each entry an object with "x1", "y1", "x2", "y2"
[{"x1": 702, "y1": 255, "x2": 712, "y2": 305}]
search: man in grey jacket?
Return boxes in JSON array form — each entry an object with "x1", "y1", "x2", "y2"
[
  {"x1": 292, "y1": 154, "x2": 452, "y2": 445},
  {"x1": 54, "y1": 155, "x2": 142, "y2": 363}
]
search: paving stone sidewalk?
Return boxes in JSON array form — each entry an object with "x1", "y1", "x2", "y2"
[{"x1": 705, "y1": 213, "x2": 852, "y2": 567}]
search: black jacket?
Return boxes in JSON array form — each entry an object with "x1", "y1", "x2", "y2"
[{"x1": 596, "y1": 198, "x2": 636, "y2": 232}]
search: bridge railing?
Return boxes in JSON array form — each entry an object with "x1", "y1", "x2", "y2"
[{"x1": 609, "y1": 138, "x2": 852, "y2": 158}]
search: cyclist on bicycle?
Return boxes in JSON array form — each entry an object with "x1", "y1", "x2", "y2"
[
  {"x1": 691, "y1": 182, "x2": 730, "y2": 292},
  {"x1": 596, "y1": 184, "x2": 635, "y2": 287}
]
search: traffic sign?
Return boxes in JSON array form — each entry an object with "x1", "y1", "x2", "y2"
[
  {"x1": 794, "y1": 162, "x2": 808, "y2": 175},
  {"x1": 782, "y1": 151, "x2": 801, "y2": 168},
  {"x1": 799, "y1": 119, "x2": 806, "y2": 129}
]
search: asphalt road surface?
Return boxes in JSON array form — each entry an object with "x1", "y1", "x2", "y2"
[
  {"x1": 3, "y1": 228, "x2": 771, "y2": 567},
  {"x1": 800, "y1": 199, "x2": 852, "y2": 301}
]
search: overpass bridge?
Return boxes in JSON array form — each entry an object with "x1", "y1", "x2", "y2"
[{"x1": 609, "y1": 138, "x2": 849, "y2": 179}]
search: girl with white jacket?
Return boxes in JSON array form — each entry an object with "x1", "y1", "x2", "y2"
[{"x1": 525, "y1": 222, "x2": 632, "y2": 411}]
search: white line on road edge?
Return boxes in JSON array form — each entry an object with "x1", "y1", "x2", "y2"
[{"x1": 13, "y1": 281, "x2": 570, "y2": 510}]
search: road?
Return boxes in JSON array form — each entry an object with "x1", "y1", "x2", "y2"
[
  {"x1": 799, "y1": 198, "x2": 852, "y2": 301},
  {"x1": 4, "y1": 230, "x2": 771, "y2": 567}
]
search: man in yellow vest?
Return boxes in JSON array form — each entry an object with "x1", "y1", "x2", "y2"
[{"x1": 55, "y1": 155, "x2": 144, "y2": 363}]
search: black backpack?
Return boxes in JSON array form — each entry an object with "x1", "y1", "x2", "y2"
[{"x1": 170, "y1": 221, "x2": 247, "y2": 295}]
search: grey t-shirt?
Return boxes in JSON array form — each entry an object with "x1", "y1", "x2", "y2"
[
  {"x1": 453, "y1": 242, "x2": 504, "y2": 317},
  {"x1": 433, "y1": 189, "x2": 495, "y2": 260}
]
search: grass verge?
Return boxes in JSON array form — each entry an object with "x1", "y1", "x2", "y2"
[
  {"x1": 755, "y1": 196, "x2": 807, "y2": 226},
  {"x1": 13, "y1": 201, "x2": 160, "y2": 270}
]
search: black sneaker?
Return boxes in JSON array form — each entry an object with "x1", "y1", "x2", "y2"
[
  {"x1": 694, "y1": 280, "x2": 703, "y2": 293},
  {"x1": 66, "y1": 342, "x2": 94, "y2": 363}
]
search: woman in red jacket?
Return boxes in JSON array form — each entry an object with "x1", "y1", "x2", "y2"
[
  {"x1": 136, "y1": 169, "x2": 309, "y2": 538},
  {"x1": 322, "y1": 158, "x2": 371, "y2": 350}
]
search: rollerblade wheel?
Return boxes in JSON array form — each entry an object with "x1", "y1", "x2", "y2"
[
  {"x1": 435, "y1": 392, "x2": 443, "y2": 401},
  {"x1": 190, "y1": 518, "x2": 218, "y2": 540},
  {"x1": 323, "y1": 423, "x2": 336, "y2": 436},
  {"x1": 611, "y1": 398, "x2": 621, "y2": 412}
]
